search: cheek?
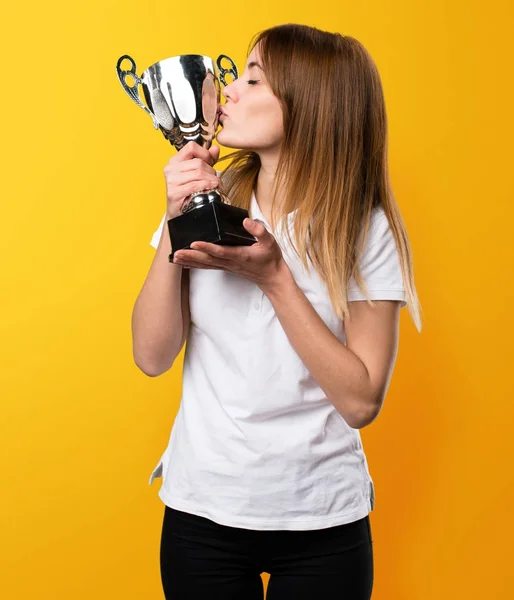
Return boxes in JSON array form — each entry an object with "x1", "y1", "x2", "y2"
[
  {"x1": 217, "y1": 94, "x2": 284, "y2": 148},
  {"x1": 246, "y1": 98, "x2": 283, "y2": 142}
]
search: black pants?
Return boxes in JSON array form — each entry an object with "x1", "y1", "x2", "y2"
[{"x1": 160, "y1": 506, "x2": 374, "y2": 599}]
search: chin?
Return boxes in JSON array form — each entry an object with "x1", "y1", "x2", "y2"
[
  {"x1": 216, "y1": 129, "x2": 237, "y2": 149},
  {"x1": 216, "y1": 128, "x2": 252, "y2": 151}
]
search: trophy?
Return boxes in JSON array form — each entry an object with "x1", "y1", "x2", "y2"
[{"x1": 116, "y1": 53, "x2": 257, "y2": 261}]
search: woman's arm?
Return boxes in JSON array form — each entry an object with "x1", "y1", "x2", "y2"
[
  {"x1": 132, "y1": 222, "x2": 191, "y2": 377},
  {"x1": 264, "y1": 264, "x2": 400, "y2": 429}
]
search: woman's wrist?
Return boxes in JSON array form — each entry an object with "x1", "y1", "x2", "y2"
[{"x1": 259, "y1": 259, "x2": 295, "y2": 299}]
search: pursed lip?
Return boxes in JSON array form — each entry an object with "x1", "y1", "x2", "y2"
[{"x1": 219, "y1": 107, "x2": 229, "y2": 119}]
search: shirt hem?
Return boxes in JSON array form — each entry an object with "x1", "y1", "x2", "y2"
[
  {"x1": 347, "y1": 289, "x2": 406, "y2": 307},
  {"x1": 348, "y1": 288, "x2": 405, "y2": 297},
  {"x1": 157, "y1": 488, "x2": 372, "y2": 531}
]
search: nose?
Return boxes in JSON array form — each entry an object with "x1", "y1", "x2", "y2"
[{"x1": 222, "y1": 80, "x2": 236, "y2": 102}]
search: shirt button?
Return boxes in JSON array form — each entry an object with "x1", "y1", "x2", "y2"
[{"x1": 254, "y1": 302, "x2": 261, "y2": 310}]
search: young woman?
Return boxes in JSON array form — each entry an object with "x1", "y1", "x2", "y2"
[{"x1": 133, "y1": 23, "x2": 422, "y2": 600}]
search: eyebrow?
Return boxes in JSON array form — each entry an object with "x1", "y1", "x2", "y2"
[{"x1": 247, "y1": 61, "x2": 262, "y2": 69}]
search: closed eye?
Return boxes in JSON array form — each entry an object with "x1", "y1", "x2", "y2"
[{"x1": 247, "y1": 80, "x2": 259, "y2": 85}]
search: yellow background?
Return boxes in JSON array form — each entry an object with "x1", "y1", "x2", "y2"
[{"x1": 1, "y1": 0, "x2": 512, "y2": 598}]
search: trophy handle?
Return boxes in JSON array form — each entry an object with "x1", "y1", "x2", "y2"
[
  {"x1": 216, "y1": 54, "x2": 239, "y2": 86},
  {"x1": 116, "y1": 54, "x2": 160, "y2": 130}
]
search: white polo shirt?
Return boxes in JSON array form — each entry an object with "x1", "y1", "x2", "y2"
[{"x1": 147, "y1": 190, "x2": 406, "y2": 531}]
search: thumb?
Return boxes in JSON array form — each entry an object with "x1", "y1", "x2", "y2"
[
  {"x1": 208, "y1": 145, "x2": 220, "y2": 164},
  {"x1": 244, "y1": 218, "x2": 268, "y2": 238}
]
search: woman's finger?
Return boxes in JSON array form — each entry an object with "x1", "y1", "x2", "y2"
[
  {"x1": 176, "y1": 158, "x2": 217, "y2": 176},
  {"x1": 173, "y1": 251, "x2": 225, "y2": 270},
  {"x1": 177, "y1": 261, "x2": 225, "y2": 270},
  {"x1": 173, "y1": 142, "x2": 217, "y2": 166}
]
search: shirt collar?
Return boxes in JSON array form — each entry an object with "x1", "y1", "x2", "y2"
[{"x1": 250, "y1": 191, "x2": 298, "y2": 235}]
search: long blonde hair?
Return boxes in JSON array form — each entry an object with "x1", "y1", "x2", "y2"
[{"x1": 219, "y1": 24, "x2": 422, "y2": 332}]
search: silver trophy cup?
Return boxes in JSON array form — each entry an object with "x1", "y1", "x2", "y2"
[{"x1": 116, "y1": 53, "x2": 257, "y2": 260}]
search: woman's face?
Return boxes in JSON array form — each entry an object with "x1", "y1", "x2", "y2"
[{"x1": 216, "y1": 45, "x2": 284, "y2": 153}]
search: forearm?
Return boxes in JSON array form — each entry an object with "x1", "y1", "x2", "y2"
[
  {"x1": 262, "y1": 264, "x2": 377, "y2": 428},
  {"x1": 132, "y1": 220, "x2": 185, "y2": 376}
]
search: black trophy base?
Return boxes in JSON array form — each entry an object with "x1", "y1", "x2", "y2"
[{"x1": 167, "y1": 201, "x2": 257, "y2": 262}]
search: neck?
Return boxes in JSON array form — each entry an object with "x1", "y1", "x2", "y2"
[{"x1": 255, "y1": 148, "x2": 282, "y2": 219}]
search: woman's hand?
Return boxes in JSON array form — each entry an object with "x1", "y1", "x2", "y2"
[
  {"x1": 164, "y1": 143, "x2": 220, "y2": 219},
  {"x1": 172, "y1": 218, "x2": 292, "y2": 295}
]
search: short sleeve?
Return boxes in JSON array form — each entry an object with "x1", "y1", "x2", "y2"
[
  {"x1": 149, "y1": 212, "x2": 167, "y2": 249},
  {"x1": 347, "y1": 207, "x2": 406, "y2": 308}
]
